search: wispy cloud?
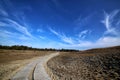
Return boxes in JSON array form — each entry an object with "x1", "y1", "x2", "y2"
[
  {"x1": 0, "y1": 0, "x2": 46, "y2": 48},
  {"x1": 49, "y1": 27, "x2": 59, "y2": 36},
  {"x1": 48, "y1": 10, "x2": 120, "y2": 49},
  {"x1": 0, "y1": 30, "x2": 22, "y2": 40},
  {"x1": 0, "y1": 17, "x2": 38, "y2": 46},
  {"x1": 0, "y1": 22, "x2": 7, "y2": 26},
  {"x1": 97, "y1": 37, "x2": 120, "y2": 45},
  {"x1": 37, "y1": 29, "x2": 44, "y2": 33},
  {"x1": 0, "y1": 0, "x2": 37, "y2": 46},
  {"x1": 74, "y1": 13, "x2": 96, "y2": 31},
  {"x1": 58, "y1": 36, "x2": 120, "y2": 50},
  {"x1": 49, "y1": 27, "x2": 74, "y2": 44},
  {"x1": 0, "y1": 29, "x2": 32, "y2": 41},
  {"x1": 78, "y1": 30, "x2": 91, "y2": 39},
  {"x1": 39, "y1": 36, "x2": 45, "y2": 39},
  {"x1": 0, "y1": 9, "x2": 8, "y2": 16},
  {"x1": 61, "y1": 34, "x2": 74, "y2": 44},
  {"x1": 0, "y1": 0, "x2": 120, "y2": 50},
  {"x1": 4, "y1": 18, "x2": 32, "y2": 37},
  {"x1": 101, "y1": 10, "x2": 120, "y2": 36},
  {"x1": 70, "y1": 10, "x2": 120, "y2": 49},
  {"x1": 116, "y1": 20, "x2": 120, "y2": 26},
  {"x1": 18, "y1": 35, "x2": 31, "y2": 41},
  {"x1": 0, "y1": 0, "x2": 33, "y2": 38}
]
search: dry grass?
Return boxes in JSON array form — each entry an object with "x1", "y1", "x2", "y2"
[
  {"x1": 47, "y1": 46, "x2": 120, "y2": 80},
  {"x1": 0, "y1": 49, "x2": 53, "y2": 80}
]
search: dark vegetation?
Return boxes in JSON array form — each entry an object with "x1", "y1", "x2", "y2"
[{"x1": 0, "y1": 45, "x2": 79, "y2": 52}]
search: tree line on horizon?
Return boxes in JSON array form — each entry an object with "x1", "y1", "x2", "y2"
[{"x1": 0, "y1": 45, "x2": 79, "y2": 52}]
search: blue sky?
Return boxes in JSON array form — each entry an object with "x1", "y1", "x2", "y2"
[{"x1": 0, "y1": 0, "x2": 120, "y2": 50}]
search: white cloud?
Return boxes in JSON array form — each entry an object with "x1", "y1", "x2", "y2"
[
  {"x1": 0, "y1": 9, "x2": 8, "y2": 16},
  {"x1": 58, "y1": 36, "x2": 120, "y2": 50},
  {"x1": 61, "y1": 34, "x2": 74, "y2": 44},
  {"x1": 47, "y1": 10, "x2": 120, "y2": 49},
  {"x1": 0, "y1": 30, "x2": 21, "y2": 39},
  {"x1": 116, "y1": 20, "x2": 120, "y2": 26},
  {"x1": 0, "y1": 30, "x2": 32, "y2": 41},
  {"x1": 0, "y1": 18, "x2": 36, "y2": 42},
  {"x1": 39, "y1": 36, "x2": 45, "y2": 39},
  {"x1": 18, "y1": 35, "x2": 31, "y2": 40},
  {"x1": 87, "y1": 36, "x2": 120, "y2": 48},
  {"x1": 37, "y1": 29, "x2": 44, "y2": 33},
  {"x1": 97, "y1": 37, "x2": 120, "y2": 46},
  {"x1": 0, "y1": 4, "x2": 120, "y2": 50},
  {"x1": 0, "y1": 0, "x2": 33, "y2": 37},
  {"x1": 49, "y1": 27, "x2": 59, "y2": 36},
  {"x1": 0, "y1": 0, "x2": 42, "y2": 47},
  {"x1": 74, "y1": 13, "x2": 95, "y2": 32},
  {"x1": 64, "y1": 10, "x2": 120, "y2": 49},
  {"x1": 4, "y1": 18, "x2": 32, "y2": 37},
  {"x1": 78, "y1": 30, "x2": 91, "y2": 39},
  {"x1": 101, "y1": 10, "x2": 120, "y2": 36},
  {"x1": 0, "y1": 22, "x2": 7, "y2": 26},
  {"x1": 49, "y1": 27, "x2": 75, "y2": 44}
]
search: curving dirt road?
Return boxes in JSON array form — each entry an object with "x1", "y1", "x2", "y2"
[{"x1": 11, "y1": 52, "x2": 59, "y2": 80}]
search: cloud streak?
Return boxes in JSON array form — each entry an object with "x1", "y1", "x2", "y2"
[
  {"x1": 74, "y1": 13, "x2": 96, "y2": 32},
  {"x1": 102, "y1": 10, "x2": 120, "y2": 36},
  {"x1": 48, "y1": 10, "x2": 120, "y2": 49},
  {"x1": 0, "y1": 0, "x2": 120, "y2": 50},
  {"x1": 49, "y1": 27, "x2": 75, "y2": 44},
  {"x1": 0, "y1": 30, "x2": 19, "y2": 38},
  {"x1": 0, "y1": 0, "x2": 33, "y2": 37},
  {"x1": 37, "y1": 29, "x2": 44, "y2": 33},
  {"x1": 0, "y1": 0, "x2": 38, "y2": 46},
  {"x1": 5, "y1": 18, "x2": 32, "y2": 37},
  {"x1": 0, "y1": 9, "x2": 8, "y2": 16},
  {"x1": 78, "y1": 30, "x2": 91, "y2": 39},
  {"x1": 39, "y1": 36, "x2": 45, "y2": 39}
]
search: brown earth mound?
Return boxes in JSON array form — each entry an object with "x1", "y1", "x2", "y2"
[{"x1": 47, "y1": 46, "x2": 120, "y2": 80}]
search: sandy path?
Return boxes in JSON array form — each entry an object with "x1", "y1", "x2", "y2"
[
  {"x1": 11, "y1": 52, "x2": 59, "y2": 80},
  {"x1": 34, "y1": 53, "x2": 59, "y2": 80}
]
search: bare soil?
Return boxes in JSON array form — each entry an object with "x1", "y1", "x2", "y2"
[
  {"x1": 47, "y1": 46, "x2": 120, "y2": 80},
  {"x1": 0, "y1": 50, "x2": 53, "y2": 80}
]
